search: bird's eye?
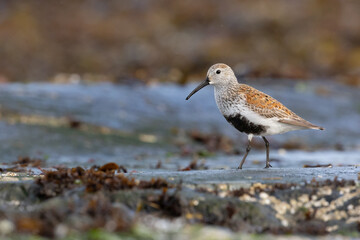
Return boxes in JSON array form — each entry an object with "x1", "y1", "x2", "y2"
[{"x1": 216, "y1": 70, "x2": 221, "y2": 74}]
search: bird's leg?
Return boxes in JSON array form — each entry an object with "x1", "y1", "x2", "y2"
[
  {"x1": 238, "y1": 135, "x2": 253, "y2": 169},
  {"x1": 262, "y1": 136, "x2": 272, "y2": 168}
]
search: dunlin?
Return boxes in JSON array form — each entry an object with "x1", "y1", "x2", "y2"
[{"x1": 186, "y1": 63, "x2": 324, "y2": 169}]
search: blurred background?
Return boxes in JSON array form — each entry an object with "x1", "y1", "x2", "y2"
[
  {"x1": 0, "y1": 0, "x2": 359, "y2": 169},
  {"x1": 1, "y1": 0, "x2": 360, "y2": 85},
  {"x1": 1, "y1": 3, "x2": 360, "y2": 237}
]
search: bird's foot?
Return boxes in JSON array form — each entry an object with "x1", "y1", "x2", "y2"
[
  {"x1": 264, "y1": 163, "x2": 272, "y2": 169},
  {"x1": 237, "y1": 166, "x2": 243, "y2": 170}
]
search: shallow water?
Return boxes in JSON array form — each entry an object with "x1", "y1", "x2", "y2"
[{"x1": 0, "y1": 80, "x2": 359, "y2": 170}]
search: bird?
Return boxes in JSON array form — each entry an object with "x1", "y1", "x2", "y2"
[{"x1": 186, "y1": 63, "x2": 324, "y2": 169}]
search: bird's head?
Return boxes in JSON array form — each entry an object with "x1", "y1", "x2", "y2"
[{"x1": 186, "y1": 63, "x2": 236, "y2": 100}]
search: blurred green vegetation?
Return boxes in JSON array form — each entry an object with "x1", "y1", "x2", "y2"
[{"x1": 1, "y1": 0, "x2": 360, "y2": 84}]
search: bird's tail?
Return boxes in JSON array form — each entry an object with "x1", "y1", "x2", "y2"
[{"x1": 279, "y1": 118, "x2": 325, "y2": 130}]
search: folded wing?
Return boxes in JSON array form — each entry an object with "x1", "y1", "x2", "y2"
[{"x1": 239, "y1": 84, "x2": 324, "y2": 130}]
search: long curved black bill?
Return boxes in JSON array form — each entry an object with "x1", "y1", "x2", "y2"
[{"x1": 185, "y1": 78, "x2": 210, "y2": 100}]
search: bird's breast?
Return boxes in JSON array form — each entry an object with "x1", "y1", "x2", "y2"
[
  {"x1": 216, "y1": 98, "x2": 249, "y2": 119},
  {"x1": 214, "y1": 88, "x2": 246, "y2": 116}
]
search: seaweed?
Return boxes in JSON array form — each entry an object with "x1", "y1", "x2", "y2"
[{"x1": 35, "y1": 163, "x2": 171, "y2": 198}]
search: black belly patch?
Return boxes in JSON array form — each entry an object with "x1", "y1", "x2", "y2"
[{"x1": 224, "y1": 114, "x2": 266, "y2": 135}]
